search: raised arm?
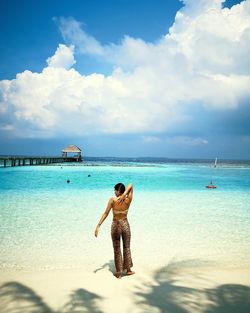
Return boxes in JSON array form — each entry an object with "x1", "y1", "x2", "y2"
[
  {"x1": 95, "y1": 198, "x2": 113, "y2": 237},
  {"x1": 118, "y1": 183, "x2": 133, "y2": 204},
  {"x1": 124, "y1": 183, "x2": 133, "y2": 201}
]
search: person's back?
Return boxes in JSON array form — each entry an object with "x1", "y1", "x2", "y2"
[{"x1": 112, "y1": 196, "x2": 131, "y2": 220}]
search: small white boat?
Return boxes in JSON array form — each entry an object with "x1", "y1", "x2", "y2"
[{"x1": 214, "y1": 157, "x2": 218, "y2": 168}]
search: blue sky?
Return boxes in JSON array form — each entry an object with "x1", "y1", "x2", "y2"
[
  {"x1": 0, "y1": 0, "x2": 249, "y2": 159},
  {"x1": 0, "y1": 0, "x2": 183, "y2": 79}
]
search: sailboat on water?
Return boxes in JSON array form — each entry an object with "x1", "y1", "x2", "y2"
[
  {"x1": 206, "y1": 158, "x2": 218, "y2": 188},
  {"x1": 206, "y1": 181, "x2": 216, "y2": 189},
  {"x1": 214, "y1": 157, "x2": 218, "y2": 168}
]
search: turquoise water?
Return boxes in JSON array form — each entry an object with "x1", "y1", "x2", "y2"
[{"x1": 0, "y1": 160, "x2": 250, "y2": 271}]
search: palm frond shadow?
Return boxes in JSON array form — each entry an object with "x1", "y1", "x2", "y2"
[
  {"x1": 135, "y1": 260, "x2": 250, "y2": 313},
  {"x1": 61, "y1": 288, "x2": 103, "y2": 313},
  {"x1": 0, "y1": 281, "x2": 103, "y2": 313},
  {"x1": 1, "y1": 260, "x2": 250, "y2": 313},
  {"x1": 0, "y1": 281, "x2": 54, "y2": 313},
  {"x1": 205, "y1": 284, "x2": 250, "y2": 313}
]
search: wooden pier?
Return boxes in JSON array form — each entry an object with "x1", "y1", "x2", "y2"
[
  {"x1": 0, "y1": 155, "x2": 82, "y2": 168},
  {"x1": 1, "y1": 145, "x2": 83, "y2": 168}
]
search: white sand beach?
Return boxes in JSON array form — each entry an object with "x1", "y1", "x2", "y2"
[{"x1": 1, "y1": 262, "x2": 250, "y2": 313}]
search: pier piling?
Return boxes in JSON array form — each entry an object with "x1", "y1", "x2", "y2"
[{"x1": 0, "y1": 155, "x2": 82, "y2": 168}]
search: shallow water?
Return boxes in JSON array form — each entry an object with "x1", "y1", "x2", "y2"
[{"x1": 0, "y1": 160, "x2": 250, "y2": 271}]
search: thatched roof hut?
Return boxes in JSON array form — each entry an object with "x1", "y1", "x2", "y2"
[{"x1": 62, "y1": 145, "x2": 82, "y2": 160}]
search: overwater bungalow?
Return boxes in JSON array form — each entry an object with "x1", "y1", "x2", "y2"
[{"x1": 61, "y1": 144, "x2": 82, "y2": 162}]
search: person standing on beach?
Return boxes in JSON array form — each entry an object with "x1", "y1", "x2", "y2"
[{"x1": 95, "y1": 183, "x2": 135, "y2": 279}]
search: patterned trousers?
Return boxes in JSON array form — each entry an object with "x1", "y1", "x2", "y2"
[{"x1": 111, "y1": 219, "x2": 133, "y2": 273}]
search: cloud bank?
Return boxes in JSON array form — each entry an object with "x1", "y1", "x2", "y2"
[{"x1": 0, "y1": 0, "x2": 250, "y2": 142}]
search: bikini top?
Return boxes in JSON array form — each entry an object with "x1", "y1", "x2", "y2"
[{"x1": 113, "y1": 208, "x2": 129, "y2": 214}]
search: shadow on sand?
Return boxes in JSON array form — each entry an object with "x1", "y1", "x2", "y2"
[
  {"x1": 93, "y1": 260, "x2": 115, "y2": 275},
  {"x1": 61, "y1": 288, "x2": 103, "y2": 313},
  {"x1": 1, "y1": 260, "x2": 250, "y2": 313},
  {"x1": 135, "y1": 260, "x2": 250, "y2": 313},
  {"x1": 0, "y1": 281, "x2": 103, "y2": 313},
  {"x1": 0, "y1": 281, "x2": 53, "y2": 313}
]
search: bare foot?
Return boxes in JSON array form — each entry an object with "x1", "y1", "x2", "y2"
[
  {"x1": 114, "y1": 272, "x2": 122, "y2": 279},
  {"x1": 126, "y1": 271, "x2": 135, "y2": 276}
]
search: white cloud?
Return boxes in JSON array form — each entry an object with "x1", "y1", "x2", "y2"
[
  {"x1": 165, "y1": 136, "x2": 208, "y2": 146},
  {"x1": 142, "y1": 135, "x2": 208, "y2": 145},
  {"x1": 0, "y1": 0, "x2": 250, "y2": 138},
  {"x1": 58, "y1": 0, "x2": 250, "y2": 109},
  {"x1": 57, "y1": 17, "x2": 104, "y2": 56},
  {"x1": 46, "y1": 44, "x2": 76, "y2": 69},
  {"x1": 0, "y1": 124, "x2": 14, "y2": 131},
  {"x1": 142, "y1": 136, "x2": 162, "y2": 143}
]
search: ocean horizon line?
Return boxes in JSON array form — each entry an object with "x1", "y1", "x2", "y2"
[{"x1": 0, "y1": 155, "x2": 250, "y2": 163}]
